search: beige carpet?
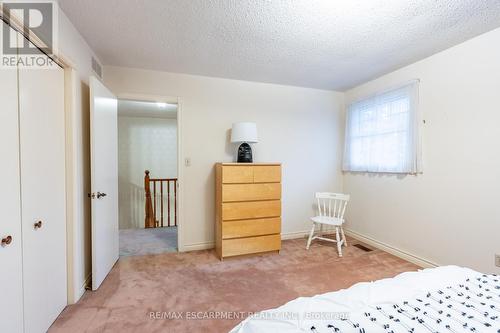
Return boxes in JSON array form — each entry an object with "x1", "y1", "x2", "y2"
[{"x1": 50, "y1": 237, "x2": 418, "y2": 333}]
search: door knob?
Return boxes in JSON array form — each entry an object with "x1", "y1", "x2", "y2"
[
  {"x1": 34, "y1": 221, "x2": 43, "y2": 229},
  {"x1": 1, "y1": 235, "x2": 12, "y2": 246},
  {"x1": 97, "y1": 192, "x2": 107, "y2": 199}
]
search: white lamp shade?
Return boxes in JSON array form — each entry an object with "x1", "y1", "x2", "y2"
[{"x1": 231, "y1": 122, "x2": 258, "y2": 143}]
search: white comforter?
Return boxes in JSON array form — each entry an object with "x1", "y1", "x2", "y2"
[{"x1": 230, "y1": 266, "x2": 500, "y2": 333}]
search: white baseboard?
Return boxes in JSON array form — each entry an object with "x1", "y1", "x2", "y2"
[
  {"x1": 345, "y1": 229, "x2": 438, "y2": 268},
  {"x1": 180, "y1": 230, "x2": 335, "y2": 252},
  {"x1": 281, "y1": 226, "x2": 339, "y2": 240},
  {"x1": 280, "y1": 230, "x2": 310, "y2": 240},
  {"x1": 177, "y1": 230, "x2": 438, "y2": 269},
  {"x1": 181, "y1": 241, "x2": 215, "y2": 252},
  {"x1": 73, "y1": 274, "x2": 91, "y2": 303}
]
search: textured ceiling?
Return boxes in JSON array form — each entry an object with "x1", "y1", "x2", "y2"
[{"x1": 58, "y1": 0, "x2": 500, "y2": 91}]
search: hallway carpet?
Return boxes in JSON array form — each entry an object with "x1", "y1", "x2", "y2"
[
  {"x1": 119, "y1": 227, "x2": 178, "y2": 257},
  {"x1": 50, "y1": 237, "x2": 418, "y2": 333}
]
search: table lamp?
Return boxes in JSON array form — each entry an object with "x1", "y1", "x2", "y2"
[{"x1": 230, "y1": 122, "x2": 258, "y2": 163}]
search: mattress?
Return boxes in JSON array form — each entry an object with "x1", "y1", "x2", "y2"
[{"x1": 230, "y1": 266, "x2": 500, "y2": 333}]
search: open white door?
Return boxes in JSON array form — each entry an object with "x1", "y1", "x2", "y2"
[{"x1": 90, "y1": 76, "x2": 119, "y2": 290}]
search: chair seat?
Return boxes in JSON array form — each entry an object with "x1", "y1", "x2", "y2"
[{"x1": 310, "y1": 216, "x2": 344, "y2": 226}]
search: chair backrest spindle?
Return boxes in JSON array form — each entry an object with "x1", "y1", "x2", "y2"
[{"x1": 315, "y1": 192, "x2": 350, "y2": 220}]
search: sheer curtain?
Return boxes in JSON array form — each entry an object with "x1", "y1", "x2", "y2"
[{"x1": 343, "y1": 81, "x2": 421, "y2": 174}]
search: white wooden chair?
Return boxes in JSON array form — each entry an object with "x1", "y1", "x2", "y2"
[{"x1": 306, "y1": 192, "x2": 350, "y2": 257}]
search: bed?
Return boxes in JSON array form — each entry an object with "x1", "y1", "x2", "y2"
[{"x1": 230, "y1": 266, "x2": 500, "y2": 333}]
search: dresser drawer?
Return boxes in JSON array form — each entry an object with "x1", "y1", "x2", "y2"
[
  {"x1": 222, "y1": 234, "x2": 281, "y2": 257},
  {"x1": 222, "y1": 217, "x2": 281, "y2": 239},
  {"x1": 222, "y1": 166, "x2": 253, "y2": 183},
  {"x1": 222, "y1": 183, "x2": 281, "y2": 202},
  {"x1": 222, "y1": 200, "x2": 281, "y2": 220},
  {"x1": 253, "y1": 165, "x2": 281, "y2": 183}
]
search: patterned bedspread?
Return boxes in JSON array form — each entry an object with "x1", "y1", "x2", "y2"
[{"x1": 230, "y1": 267, "x2": 500, "y2": 333}]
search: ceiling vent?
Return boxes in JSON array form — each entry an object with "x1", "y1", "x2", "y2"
[{"x1": 91, "y1": 57, "x2": 102, "y2": 79}]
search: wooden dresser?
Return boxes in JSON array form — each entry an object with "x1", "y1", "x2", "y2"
[{"x1": 215, "y1": 163, "x2": 282, "y2": 260}]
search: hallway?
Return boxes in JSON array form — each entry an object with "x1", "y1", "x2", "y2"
[{"x1": 119, "y1": 227, "x2": 177, "y2": 257}]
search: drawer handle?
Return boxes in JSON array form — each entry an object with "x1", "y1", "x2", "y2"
[
  {"x1": 1, "y1": 235, "x2": 12, "y2": 246},
  {"x1": 34, "y1": 221, "x2": 43, "y2": 230}
]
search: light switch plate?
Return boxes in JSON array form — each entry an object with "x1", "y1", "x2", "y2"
[
  {"x1": 185, "y1": 158, "x2": 191, "y2": 167},
  {"x1": 496, "y1": 254, "x2": 500, "y2": 267}
]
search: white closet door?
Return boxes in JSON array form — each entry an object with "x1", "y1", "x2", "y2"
[
  {"x1": 18, "y1": 38, "x2": 67, "y2": 333},
  {"x1": 0, "y1": 21, "x2": 24, "y2": 333}
]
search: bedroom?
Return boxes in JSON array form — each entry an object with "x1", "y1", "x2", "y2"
[{"x1": 0, "y1": 1, "x2": 499, "y2": 332}]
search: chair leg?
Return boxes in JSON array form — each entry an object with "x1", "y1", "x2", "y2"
[
  {"x1": 335, "y1": 227, "x2": 342, "y2": 257},
  {"x1": 340, "y1": 226, "x2": 347, "y2": 247},
  {"x1": 306, "y1": 223, "x2": 315, "y2": 250}
]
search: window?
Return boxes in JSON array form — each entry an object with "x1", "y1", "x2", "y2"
[{"x1": 343, "y1": 81, "x2": 421, "y2": 174}]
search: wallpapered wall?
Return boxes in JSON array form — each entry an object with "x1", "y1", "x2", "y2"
[{"x1": 118, "y1": 116, "x2": 177, "y2": 229}]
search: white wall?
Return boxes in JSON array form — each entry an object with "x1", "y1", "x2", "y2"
[
  {"x1": 61, "y1": 5, "x2": 500, "y2": 306},
  {"x1": 343, "y1": 27, "x2": 500, "y2": 273},
  {"x1": 57, "y1": 7, "x2": 101, "y2": 302},
  {"x1": 104, "y1": 66, "x2": 345, "y2": 250},
  {"x1": 118, "y1": 116, "x2": 177, "y2": 229}
]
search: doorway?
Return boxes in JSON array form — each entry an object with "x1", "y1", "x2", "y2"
[{"x1": 117, "y1": 99, "x2": 178, "y2": 256}]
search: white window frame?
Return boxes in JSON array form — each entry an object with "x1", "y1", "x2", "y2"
[{"x1": 342, "y1": 80, "x2": 422, "y2": 174}]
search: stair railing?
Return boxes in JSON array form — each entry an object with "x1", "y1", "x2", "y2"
[{"x1": 144, "y1": 170, "x2": 177, "y2": 228}]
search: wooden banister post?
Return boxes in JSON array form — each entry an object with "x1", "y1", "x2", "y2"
[
  {"x1": 144, "y1": 170, "x2": 154, "y2": 228},
  {"x1": 174, "y1": 179, "x2": 177, "y2": 226}
]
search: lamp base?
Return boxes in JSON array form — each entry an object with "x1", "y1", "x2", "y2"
[{"x1": 237, "y1": 143, "x2": 253, "y2": 163}]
